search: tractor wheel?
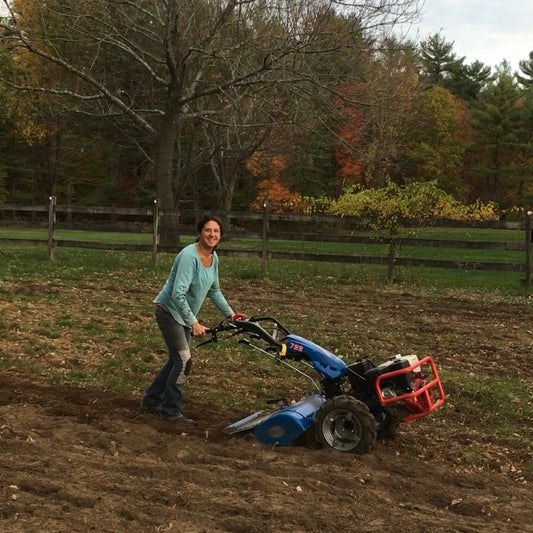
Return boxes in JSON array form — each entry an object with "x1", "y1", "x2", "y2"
[{"x1": 314, "y1": 396, "x2": 377, "y2": 454}]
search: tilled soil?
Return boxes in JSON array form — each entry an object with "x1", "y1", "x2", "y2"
[{"x1": 0, "y1": 281, "x2": 532, "y2": 532}]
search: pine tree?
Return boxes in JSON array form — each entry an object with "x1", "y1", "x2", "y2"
[
  {"x1": 449, "y1": 60, "x2": 493, "y2": 101},
  {"x1": 512, "y1": 85, "x2": 533, "y2": 206},
  {"x1": 517, "y1": 51, "x2": 533, "y2": 89},
  {"x1": 418, "y1": 33, "x2": 460, "y2": 87},
  {"x1": 468, "y1": 63, "x2": 522, "y2": 206}
]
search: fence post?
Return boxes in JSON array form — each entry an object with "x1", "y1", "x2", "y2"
[
  {"x1": 525, "y1": 211, "x2": 532, "y2": 287},
  {"x1": 47, "y1": 196, "x2": 56, "y2": 261},
  {"x1": 261, "y1": 203, "x2": 270, "y2": 277},
  {"x1": 152, "y1": 199, "x2": 159, "y2": 266}
]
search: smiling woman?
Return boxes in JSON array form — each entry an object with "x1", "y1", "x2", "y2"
[
  {"x1": 194, "y1": 218, "x2": 222, "y2": 267},
  {"x1": 141, "y1": 214, "x2": 245, "y2": 423}
]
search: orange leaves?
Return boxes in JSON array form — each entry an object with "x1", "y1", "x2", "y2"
[
  {"x1": 334, "y1": 82, "x2": 366, "y2": 187},
  {"x1": 250, "y1": 177, "x2": 309, "y2": 213},
  {"x1": 248, "y1": 151, "x2": 309, "y2": 213}
]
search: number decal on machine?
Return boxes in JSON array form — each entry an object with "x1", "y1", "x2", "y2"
[{"x1": 289, "y1": 342, "x2": 304, "y2": 352}]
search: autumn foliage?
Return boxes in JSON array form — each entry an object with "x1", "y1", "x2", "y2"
[
  {"x1": 248, "y1": 153, "x2": 309, "y2": 213},
  {"x1": 330, "y1": 180, "x2": 499, "y2": 230},
  {"x1": 334, "y1": 82, "x2": 367, "y2": 189}
]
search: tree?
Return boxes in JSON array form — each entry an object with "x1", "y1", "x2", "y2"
[
  {"x1": 468, "y1": 63, "x2": 522, "y2": 207},
  {"x1": 281, "y1": 123, "x2": 339, "y2": 200},
  {"x1": 0, "y1": 0, "x2": 147, "y2": 206},
  {"x1": 448, "y1": 60, "x2": 492, "y2": 101},
  {"x1": 329, "y1": 180, "x2": 499, "y2": 282},
  {"x1": 517, "y1": 51, "x2": 533, "y2": 89},
  {"x1": 418, "y1": 32, "x2": 461, "y2": 87},
  {"x1": 511, "y1": 85, "x2": 533, "y2": 206},
  {"x1": 335, "y1": 39, "x2": 421, "y2": 189},
  {"x1": 418, "y1": 32, "x2": 492, "y2": 100},
  {"x1": 406, "y1": 86, "x2": 470, "y2": 198},
  {"x1": 0, "y1": 0, "x2": 422, "y2": 245},
  {"x1": 334, "y1": 82, "x2": 366, "y2": 189},
  {"x1": 200, "y1": 82, "x2": 274, "y2": 228},
  {"x1": 249, "y1": 153, "x2": 308, "y2": 213},
  {"x1": 0, "y1": 135, "x2": 6, "y2": 202},
  {"x1": 0, "y1": 44, "x2": 10, "y2": 202}
]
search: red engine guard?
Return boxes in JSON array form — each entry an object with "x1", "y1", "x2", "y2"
[{"x1": 375, "y1": 356, "x2": 445, "y2": 422}]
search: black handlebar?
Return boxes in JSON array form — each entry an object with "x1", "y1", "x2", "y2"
[{"x1": 198, "y1": 316, "x2": 290, "y2": 349}]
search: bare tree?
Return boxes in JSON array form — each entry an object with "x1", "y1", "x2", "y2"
[{"x1": 0, "y1": 0, "x2": 421, "y2": 245}]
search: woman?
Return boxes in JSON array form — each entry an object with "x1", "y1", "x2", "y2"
[{"x1": 141, "y1": 214, "x2": 244, "y2": 422}]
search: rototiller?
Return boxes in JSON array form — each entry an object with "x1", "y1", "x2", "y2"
[{"x1": 200, "y1": 316, "x2": 445, "y2": 454}]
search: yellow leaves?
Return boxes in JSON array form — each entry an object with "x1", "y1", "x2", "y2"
[
  {"x1": 329, "y1": 180, "x2": 500, "y2": 228},
  {"x1": 19, "y1": 120, "x2": 47, "y2": 144},
  {"x1": 271, "y1": 155, "x2": 287, "y2": 177},
  {"x1": 463, "y1": 200, "x2": 500, "y2": 222},
  {"x1": 410, "y1": 87, "x2": 470, "y2": 192}
]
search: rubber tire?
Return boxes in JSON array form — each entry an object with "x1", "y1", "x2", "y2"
[{"x1": 314, "y1": 395, "x2": 377, "y2": 454}]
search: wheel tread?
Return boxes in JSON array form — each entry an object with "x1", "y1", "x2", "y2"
[{"x1": 314, "y1": 395, "x2": 377, "y2": 454}]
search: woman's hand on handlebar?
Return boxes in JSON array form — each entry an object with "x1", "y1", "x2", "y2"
[
  {"x1": 195, "y1": 313, "x2": 246, "y2": 339},
  {"x1": 192, "y1": 322, "x2": 208, "y2": 337}
]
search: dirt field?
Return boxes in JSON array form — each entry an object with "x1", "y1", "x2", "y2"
[{"x1": 1, "y1": 279, "x2": 532, "y2": 532}]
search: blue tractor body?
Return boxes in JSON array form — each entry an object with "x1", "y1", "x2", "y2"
[
  {"x1": 283, "y1": 334, "x2": 347, "y2": 380},
  {"x1": 252, "y1": 394, "x2": 325, "y2": 445}
]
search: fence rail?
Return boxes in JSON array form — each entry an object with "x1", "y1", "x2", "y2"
[{"x1": 1, "y1": 199, "x2": 531, "y2": 284}]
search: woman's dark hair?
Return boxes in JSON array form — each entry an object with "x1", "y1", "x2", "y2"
[
  {"x1": 196, "y1": 214, "x2": 223, "y2": 235},
  {"x1": 195, "y1": 215, "x2": 224, "y2": 251}
]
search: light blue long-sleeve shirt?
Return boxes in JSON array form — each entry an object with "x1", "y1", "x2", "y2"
[{"x1": 153, "y1": 243, "x2": 233, "y2": 327}]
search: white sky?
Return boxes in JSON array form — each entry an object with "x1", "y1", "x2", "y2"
[{"x1": 399, "y1": 0, "x2": 533, "y2": 72}]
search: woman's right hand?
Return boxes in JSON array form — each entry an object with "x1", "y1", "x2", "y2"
[{"x1": 192, "y1": 322, "x2": 208, "y2": 337}]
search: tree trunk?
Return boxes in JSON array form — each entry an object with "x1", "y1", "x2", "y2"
[
  {"x1": 155, "y1": 113, "x2": 181, "y2": 249},
  {"x1": 219, "y1": 178, "x2": 236, "y2": 236}
]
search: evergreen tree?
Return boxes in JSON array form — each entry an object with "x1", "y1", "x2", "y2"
[
  {"x1": 418, "y1": 33, "x2": 462, "y2": 86},
  {"x1": 512, "y1": 84, "x2": 533, "y2": 206},
  {"x1": 468, "y1": 63, "x2": 522, "y2": 207},
  {"x1": 449, "y1": 60, "x2": 492, "y2": 101},
  {"x1": 418, "y1": 33, "x2": 491, "y2": 100},
  {"x1": 517, "y1": 51, "x2": 533, "y2": 89}
]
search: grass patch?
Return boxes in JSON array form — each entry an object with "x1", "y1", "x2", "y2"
[
  {"x1": 1, "y1": 224, "x2": 527, "y2": 270},
  {"x1": 0, "y1": 227, "x2": 154, "y2": 244},
  {"x1": 443, "y1": 371, "x2": 532, "y2": 442},
  {"x1": 1, "y1": 245, "x2": 530, "y2": 308}
]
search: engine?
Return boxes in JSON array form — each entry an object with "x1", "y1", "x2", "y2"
[{"x1": 347, "y1": 354, "x2": 443, "y2": 422}]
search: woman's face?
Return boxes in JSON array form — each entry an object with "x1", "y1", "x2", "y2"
[{"x1": 198, "y1": 219, "x2": 222, "y2": 249}]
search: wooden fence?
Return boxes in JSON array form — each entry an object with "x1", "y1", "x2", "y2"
[{"x1": 1, "y1": 198, "x2": 531, "y2": 284}]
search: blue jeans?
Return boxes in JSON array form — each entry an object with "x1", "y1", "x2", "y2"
[{"x1": 143, "y1": 305, "x2": 192, "y2": 419}]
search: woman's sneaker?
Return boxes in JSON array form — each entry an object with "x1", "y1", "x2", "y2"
[{"x1": 162, "y1": 412, "x2": 194, "y2": 423}]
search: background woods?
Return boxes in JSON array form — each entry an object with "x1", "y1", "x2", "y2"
[{"x1": 1, "y1": 1, "x2": 533, "y2": 233}]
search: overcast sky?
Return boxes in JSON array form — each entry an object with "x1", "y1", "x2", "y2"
[{"x1": 399, "y1": 0, "x2": 533, "y2": 72}]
